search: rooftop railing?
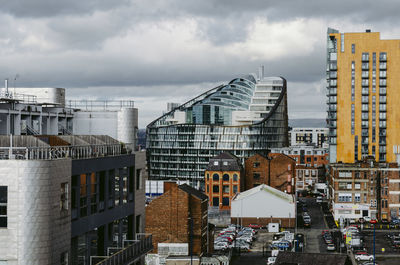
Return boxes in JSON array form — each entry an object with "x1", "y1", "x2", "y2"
[
  {"x1": 0, "y1": 91, "x2": 37, "y2": 104},
  {"x1": 67, "y1": 100, "x2": 134, "y2": 111},
  {"x1": 0, "y1": 143, "x2": 132, "y2": 160},
  {"x1": 94, "y1": 234, "x2": 152, "y2": 265}
]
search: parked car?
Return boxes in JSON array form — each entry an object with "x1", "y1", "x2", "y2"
[
  {"x1": 303, "y1": 216, "x2": 311, "y2": 228},
  {"x1": 360, "y1": 262, "x2": 378, "y2": 265},
  {"x1": 354, "y1": 252, "x2": 374, "y2": 261},
  {"x1": 214, "y1": 242, "x2": 229, "y2": 251},
  {"x1": 326, "y1": 243, "x2": 336, "y2": 251},
  {"x1": 370, "y1": 219, "x2": 378, "y2": 224},
  {"x1": 248, "y1": 224, "x2": 262, "y2": 229},
  {"x1": 381, "y1": 218, "x2": 389, "y2": 224},
  {"x1": 267, "y1": 257, "x2": 276, "y2": 265}
]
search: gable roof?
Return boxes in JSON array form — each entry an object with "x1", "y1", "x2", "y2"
[
  {"x1": 206, "y1": 152, "x2": 242, "y2": 171},
  {"x1": 178, "y1": 184, "x2": 208, "y2": 201},
  {"x1": 232, "y1": 184, "x2": 294, "y2": 203}
]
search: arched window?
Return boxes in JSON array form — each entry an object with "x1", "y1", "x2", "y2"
[
  {"x1": 213, "y1": 174, "x2": 219, "y2": 181},
  {"x1": 233, "y1": 174, "x2": 238, "y2": 182},
  {"x1": 223, "y1": 174, "x2": 229, "y2": 181}
]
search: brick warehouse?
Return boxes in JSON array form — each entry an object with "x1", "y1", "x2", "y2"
[
  {"x1": 204, "y1": 152, "x2": 244, "y2": 210},
  {"x1": 145, "y1": 183, "x2": 213, "y2": 256},
  {"x1": 329, "y1": 156, "x2": 400, "y2": 222},
  {"x1": 244, "y1": 153, "x2": 296, "y2": 193}
]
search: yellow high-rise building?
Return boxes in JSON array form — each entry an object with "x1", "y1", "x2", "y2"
[{"x1": 327, "y1": 28, "x2": 400, "y2": 163}]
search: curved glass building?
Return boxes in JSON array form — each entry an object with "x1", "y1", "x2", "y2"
[{"x1": 147, "y1": 69, "x2": 289, "y2": 187}]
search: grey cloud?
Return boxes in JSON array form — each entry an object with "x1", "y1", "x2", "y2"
[{"x1": 0, "y1": 0, "x2": 130, "y2": 17}]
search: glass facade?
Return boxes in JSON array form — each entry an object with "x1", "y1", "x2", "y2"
[{"x1": 146, "y1": 74, "x2": 289, "y2": 187}]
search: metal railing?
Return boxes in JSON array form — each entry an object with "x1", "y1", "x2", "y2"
[
  {"x1": 0, "y1": 91, "x2": 37, "y2": 103},
  {"x1": 0, "y1": 144, "x2": 125, "y2": 160},
  {"x1": 67, "y1": 100, "x2": 134, "y2": 111},
  {"x1": 94, "y1": 234, "x2": 152, "y2": 265}
]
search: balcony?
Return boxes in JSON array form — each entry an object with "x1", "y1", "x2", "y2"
[
  {"x1": 94, "y1": 234, "x2": 153, "y2": 265},
  {"x1": 328, "y1": 88, "x2": 337, "y2": 95}
]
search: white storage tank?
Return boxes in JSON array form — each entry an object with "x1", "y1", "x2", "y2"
[{"x1": 117, "y1": 107, "x2": 138, "y2": 147}]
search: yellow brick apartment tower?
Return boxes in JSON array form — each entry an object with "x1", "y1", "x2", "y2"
[{"x1": 327, "y1": 28, "x2": 400, "y2": 163}]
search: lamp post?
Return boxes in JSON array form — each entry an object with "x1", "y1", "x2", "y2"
[{"x1": 373, "y1": 223, "x2": 376, "y2": 265}]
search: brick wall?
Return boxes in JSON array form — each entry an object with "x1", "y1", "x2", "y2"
[
  {"x1": 244, "y1": 154, "x2": 296, "y2": 194},
  {"x1": 145, "y1": 184, "x2": 209, "y2": 256},
  {"x1": 145, "y1": 184, "x2": 189, "y2": 254},
  {"x1": 244, "y1": 154, "x2": 269, "y2": 190}
]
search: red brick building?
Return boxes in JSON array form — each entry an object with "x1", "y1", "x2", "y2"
[
  {"x1": 204, "y1": 152, "x2": 244, "y2": 210},
  {"x1": 244, "y1": 153, "x2": 296, "y2": 193},
  {"x1": 270, "y1": 144, "x2": 328, "y2": 167},
  {"x1": 145, "y1": 183, "x2": 213, "y2": 256}
]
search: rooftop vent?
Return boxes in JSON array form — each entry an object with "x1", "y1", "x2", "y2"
[{"x1": 366, "y1": 29, "x2": 371, "y2": 33}]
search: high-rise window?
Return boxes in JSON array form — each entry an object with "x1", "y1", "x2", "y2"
[
  {"x1": 0, "y1": 186, "x2": 7, "y2": 228},
  {"x1": 352, "y1": 44, "x2": 355, "y2": 53}
]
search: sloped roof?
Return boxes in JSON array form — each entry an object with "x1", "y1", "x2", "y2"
[
  {"x1": 275, "y1": 252, "x2": 350, "y2": 265},
  {"x1": 206, "y1": 152, "x2": 242, "y2": 171},
  {"x1": 178, "y1": 184, "x2": 208, "y2": 201},
  {"x1": 232, "y1": 184, "x2": 294, "y2": 203}
]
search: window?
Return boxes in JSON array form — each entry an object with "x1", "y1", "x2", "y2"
[
  {"x1": 0, "y1": 186, "x2": 7, "y2": 228},
  {"x1": 222, "y1": 197, "x2": 229, "y2": 206},
  {"x1": 223, "y1": 161, "x2": 228, "y2": 166},
  {"x1": 60, "y1": 182, "x2": 69, "y2": 211},
  {"x1": 253, "y1": 162, "x2": 260, "y2": 168},
  {"x1": 213, "y1": 174, "x2": 219, "y2": 181},
  {"x1": 213, "y1": 185, "x2": 219, "y2": 193},
  {"x1": 206, "y1": 173, "x2": 209, "y2": 181},
  {"x1": 233, "y1": 174, "x2": 238, "y2": 182},
  {"x1": 60, "y1": 251, "x2": 68, "y2": 265},
  {"x1": 213, "y1": 197, "x2": 219, "y2": 207},
  {"x1": 340, "y1": 33, "x2": 345, "y2": 52},
  {"x1": 222, "y1": 174, "x2": 229, "y2": 182},
  {"x1": 355, "y1": 183, "x2": 361, "y2": 189},
  {"x1": 355, "y1": 193, "x2": 361, "y2": 202},
  {"x1": 253, "y1": 173, "x2": 260, "y2": 179},
  {"x1": 213, "y1": 161, "x2": 218, "y2": 166},
  {"x1": 355, "y1": 210, "x2": 361, "y2": 214},
  {"x1": 352, "y1": 44, "x2": 355, "y2": 53},
  {"x1": 136, "y1": 169, "x2": 142, "y2": 190},
  {"x1": 233, "y1": 185, "x2": 238, "y2": 194},
  {"x1": 288, "y1": 164, "x2": 291, "y2": 170},
  {"x1": 223, "y1": 185, "x2": 229, "y2": 194}
]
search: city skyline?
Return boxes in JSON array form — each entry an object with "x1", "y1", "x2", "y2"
[{"x1": 2, "y1": 1, "x2": 400, "y2": 127}]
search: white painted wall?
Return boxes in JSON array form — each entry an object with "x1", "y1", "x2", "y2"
[
  {"x1": 231, "y1": 191, "x2": 295, "y2": 218},
  {"x1": 73, "y1": 111, "x2": 118, "y2": 138}
]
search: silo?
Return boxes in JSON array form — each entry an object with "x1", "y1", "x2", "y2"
[{"x1": 117, "y1": 107, "x2": 138, "y2": 149}]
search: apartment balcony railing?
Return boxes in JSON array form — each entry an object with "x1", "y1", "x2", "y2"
[
  {"x1": 0, "y1": 144, "x2": 126, "y2": 160},
  {"x1": 94, "y1": 234, "x2": 153, "y2": 265}
]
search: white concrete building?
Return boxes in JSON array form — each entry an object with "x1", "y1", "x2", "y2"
[
  {"x1": 290, "y1": 127, "x2": 329, "y2": 148},
  {"x1": 0, "y1": 87, "x2": 138, "y2": 148},
  {"x1": 231, "y1": 184, "x2": 295, "y2": 228}
]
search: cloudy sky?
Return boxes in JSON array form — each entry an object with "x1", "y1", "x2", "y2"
[{"x1": 1, "y1": 0, "x2": 400, "y2": 127}]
